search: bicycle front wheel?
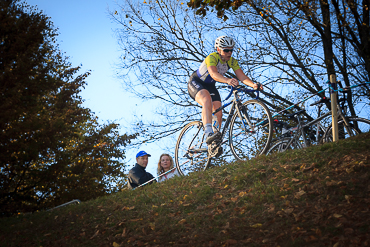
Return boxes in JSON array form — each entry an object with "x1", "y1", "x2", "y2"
[
  {"x1": 324, "y1": 117, "x2": 370, "y2": 142},
  {"x1": 229, "y1": 99, "x2": 273, "y2": 160},
  {"x1": 175, "y1": 121, "x2": 211, "y2": 176}
]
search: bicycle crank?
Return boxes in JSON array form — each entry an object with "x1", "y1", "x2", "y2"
[{"x1": 208, "y1": 142, "x2": 223, "y2": 157}]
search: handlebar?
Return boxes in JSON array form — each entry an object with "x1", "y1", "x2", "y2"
[{"x1": 224, "y1": 85, "x2": 261, "y2": 101}]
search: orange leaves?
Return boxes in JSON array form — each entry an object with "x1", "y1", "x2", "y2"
[
  {"x1": 230, "y1": 197, "x2": 238, "y2": 202},
  {"x1": 213, "y1": 193, "x2": 223, "y2": 200},
  {"x1": 178, "y1": 219, "x2": 186, "y2": 224},
  {"x1": 122, "y1": 206, "x2": 135, "y2": 211}
]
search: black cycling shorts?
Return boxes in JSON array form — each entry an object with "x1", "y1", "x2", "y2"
[{"x1": 187, "y1": 71, "x2": 221, "y2": 102}]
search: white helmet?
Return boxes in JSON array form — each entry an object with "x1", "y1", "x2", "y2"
[{"x1": 215, "y1": 36, "x2": 235, "y2": 49}]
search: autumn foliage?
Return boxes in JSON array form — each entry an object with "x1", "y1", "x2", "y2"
[{"x1": 0, "y1": 0, "x2": 136, "y2": 216}]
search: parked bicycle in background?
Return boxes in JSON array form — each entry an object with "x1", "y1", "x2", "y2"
[{"x1": 267, "y1": 83, "x2": 370, "y2": 155}]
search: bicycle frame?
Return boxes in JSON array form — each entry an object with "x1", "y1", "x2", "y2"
[
  {"x1": 182, "y1": 86, "x2": 260, "y2": 157},
  {"x1": 212, "y1": 86, "x2": 260, "y2": 144}
]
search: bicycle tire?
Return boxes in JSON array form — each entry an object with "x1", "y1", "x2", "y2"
[
  {"x1": 324, "y1": 117, "x2": 370, "y2": 142},
  {"x1": 266, "y1": 138, "x2": 292, "y2": 155},
  {"x1": 229, "y1": 99, "x2": 273, "y2": 160},
  {"x1": 175, "y1": 121, "x2": 211, "y2": 176}
]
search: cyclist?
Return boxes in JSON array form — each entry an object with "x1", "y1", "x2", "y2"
[{"x1": 187, "y1": 35, "x2": 262, "y2": 144}]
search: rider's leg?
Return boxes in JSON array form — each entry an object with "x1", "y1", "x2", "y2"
[
  {"x1": 213, "y1": 101, "x2": 222, "y2": 130},
  {"x1": 195, "y1": 89, "x2": 213, "y2": 133}
]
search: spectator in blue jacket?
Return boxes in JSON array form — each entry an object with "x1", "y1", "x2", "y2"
[{"x1": 127, "y1": 151, "x2": 156, "y2": 189}]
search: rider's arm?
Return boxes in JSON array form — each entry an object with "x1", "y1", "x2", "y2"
[
  {"x1": 235, "y1": 69, "x2": 262, "y2": 90},
  {"x1": 208, "y1": 66, "x2": 239, "y2": 87}
]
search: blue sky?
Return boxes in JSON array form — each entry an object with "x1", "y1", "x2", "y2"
[{"x1": 26, "y1": 0, "x2": 162, "y2": 176}]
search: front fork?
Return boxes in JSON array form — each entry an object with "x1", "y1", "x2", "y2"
[{"x1": 234, "y1": 96, "x2": 254, "y2": 133}]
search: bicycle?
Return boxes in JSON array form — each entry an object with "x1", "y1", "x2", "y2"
[
  {"x1": 267, "y1": 87, "x2": 370, "y2": 154},
  {"x1": 175, "y1": 85, "x2": 273, "y2": 176},
  {"x1": 267, "y1": 97, "x2": 331, "y2": 154}
]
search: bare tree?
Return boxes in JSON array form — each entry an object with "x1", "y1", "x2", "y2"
[
  {"x1": 188, "y1": 0, "x2": 370, "y2": 116},
  {"x1": 109, "y1": 0, "x2": 370, "y2": 149}
]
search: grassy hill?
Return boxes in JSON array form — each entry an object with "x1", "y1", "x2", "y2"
[{"x1": 1, "y1": 133, "x2": 370, "y2": 247}]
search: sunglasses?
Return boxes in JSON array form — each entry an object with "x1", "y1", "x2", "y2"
[{"x1": 222, "y1": 49, "x2": 234, "y2": 53}]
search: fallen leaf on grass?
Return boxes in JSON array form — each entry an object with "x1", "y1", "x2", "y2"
[
  {"x1": 90, "y1": 230, "x2": 99, "y2": 239},
  {"x1": 326, "y1": 181, "x2": 336, "y2": 186},
  {"x1": 178, "y1": 219, "x2": 186, "y2": 224},
  {"x1": 250, "y1": 223, "x2": 262, "y2": 228},
  {"x1": 130, "y1": 218, "x2": 142, "y2": 222},
  {"x1": 214, "y1": 194, "x2": 223, "y2": 199},
  {"x1": 291, "y1": 178, "x2": 300, "y2": 182},
  {"x1": 295, "y1": 190, "x2": 306, "y2": 198},
  {"x1": 345, "y1": 195, "x2": 352, "y2": 203},
  {"x1": 305, "y1": 235, "x2": 317, "y2": 242},
  {"x1": 333, "y1": 214, "x2": 342, "y2": 218},
  {"x1": 225, "y1": 239, "x2": 237, "y2": 245},
  {"x1": 344, "y1": 228, "x2": 354, "y2": 235},
  {"x1": 122, "y1": 228, "x2": 127, "y2": 237},
  {"x1": 284, "y1": 208, "x2": 294, "y2": 214},
  {"x1": 230, "y1": 197, "x2": 238, "y2": 202},
  {"x1": 346, "y1": 167, "x2": 354, "y2": 173},
  {"x1": 268, "y1": 205, "x2": 275, "y2": 213},
  {"x1": 239, "y1": 191, "x2": 247, "y2": 197},
  {"x1": 149, "y1": 223, "x2": 155, "y2": 231},
  {"x1": 113, "y1": 242, "x2": 121, "y2": 247},
  {"x1": 122, "y1": 206, "x2": 135, "y2": 211}
]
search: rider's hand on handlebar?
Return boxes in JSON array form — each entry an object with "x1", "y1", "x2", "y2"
[
  {"x1": 226, "y1": 78, "x2": 239, "y2": 87},
  {"x1": 253, "y1": 83, "x2": 263, "y2": 90}
]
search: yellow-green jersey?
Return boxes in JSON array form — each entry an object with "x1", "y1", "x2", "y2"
[{"x1": 196, "y1": 52, "x2": 241, "y2": 84}]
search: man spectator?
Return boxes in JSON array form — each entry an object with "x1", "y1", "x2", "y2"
[{"x1": 127, "y1": 151, "x2": 156, "y2": 189}]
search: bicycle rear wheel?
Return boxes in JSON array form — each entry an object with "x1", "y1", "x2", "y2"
[
  {"x1": 266, "y1": 138, "x2": 292, "y2": 155},
  {"x1": 324, "y1": 117, "x2": 370, "y2": 142},
  {"x1": 229, "y1": 99, "x2": 273, "y2": 160},
  {"x1": 175, "y1": 121, "x2": 211, "y2": 176}
]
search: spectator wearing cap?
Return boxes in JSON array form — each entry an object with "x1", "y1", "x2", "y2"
[{"x1": 127, "y1": 151, "x2": 156, "y2": 189}]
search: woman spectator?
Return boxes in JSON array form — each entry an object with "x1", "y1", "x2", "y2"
[{"x1": 157, "y1": 154, "x2": 180, "y2": 182}]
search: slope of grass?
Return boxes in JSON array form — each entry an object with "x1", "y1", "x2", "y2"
[{"x1": 1, "y1": 133, "x2": 370, "y2": 247}]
